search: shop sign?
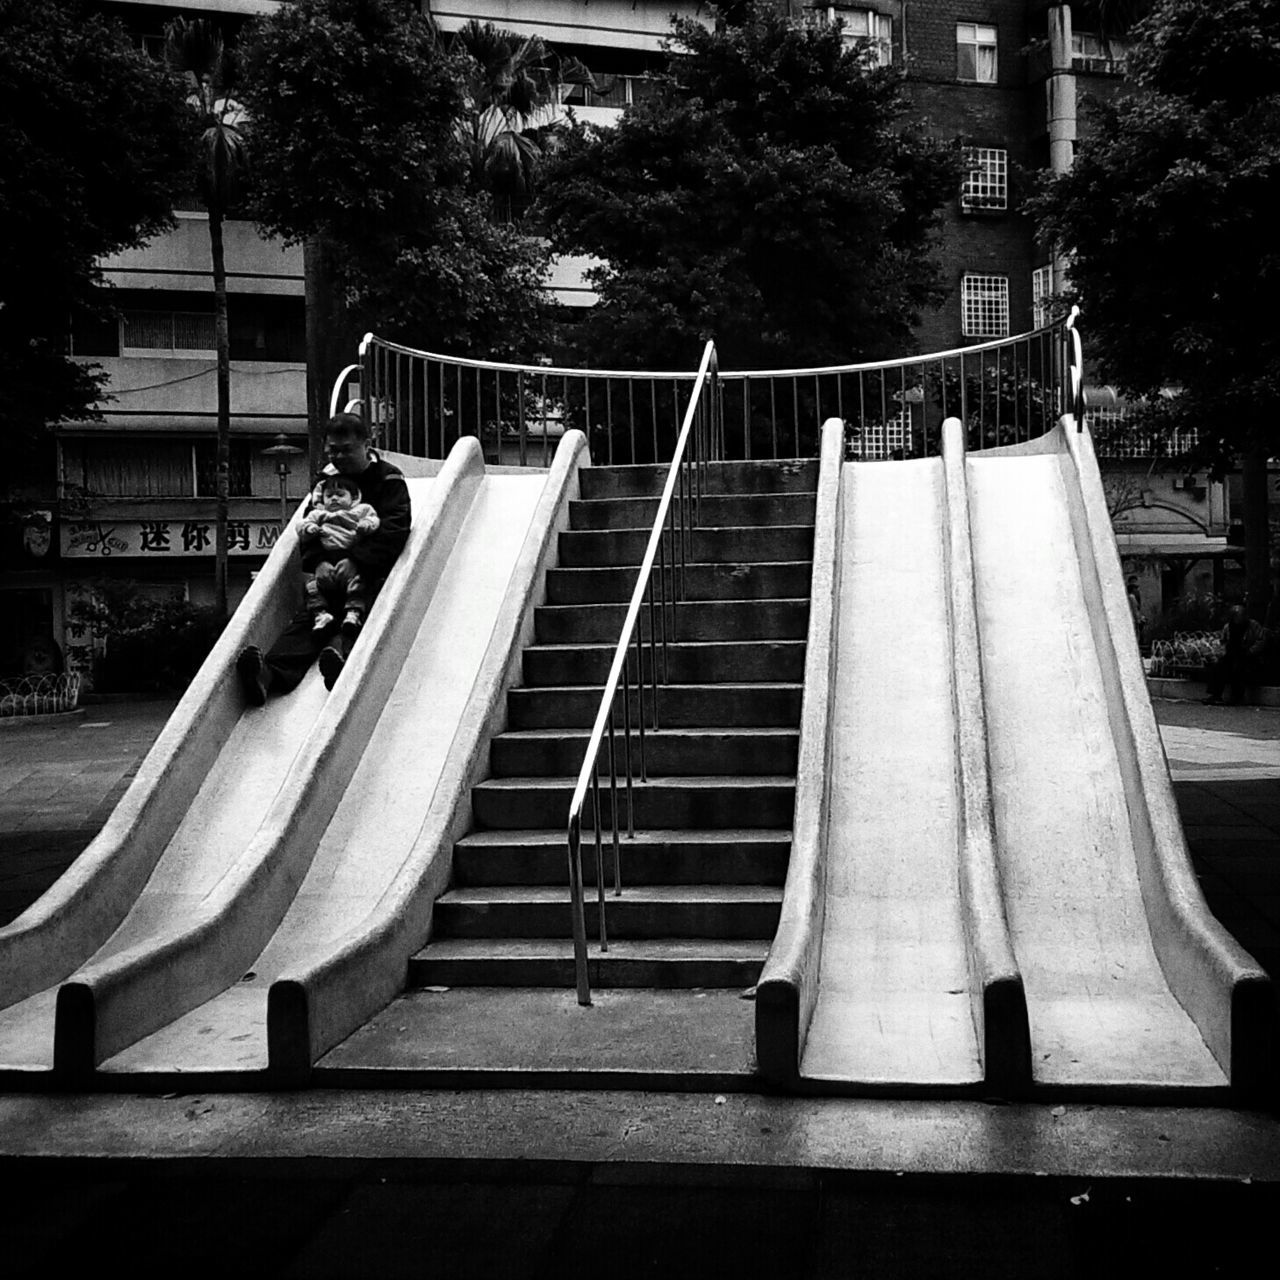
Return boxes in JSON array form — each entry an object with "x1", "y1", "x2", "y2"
[{"x1": 60, "y1": 519, "x2": 282, "y2": 559}]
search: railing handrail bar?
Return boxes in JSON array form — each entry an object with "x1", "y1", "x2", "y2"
[
  {"x1": 359, "y1": 331, "x2": 702, "y2": 383},
  {"x1": 328, "y1": 363, "x2": 361, "y2": 419},
  {"x1": 357, "y1": 322, "x2": 1066, "y2": 386},
  {"x1": 715, "y1": 322, "x2": 1065, "y2": 382},
  {"x1": 565, "y1": 338, "x2": 718, "y2": 828}
]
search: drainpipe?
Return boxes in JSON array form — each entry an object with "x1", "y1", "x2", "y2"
[{"x1": 1045, "y1": 5, "x2": 1077, "y2": 295}]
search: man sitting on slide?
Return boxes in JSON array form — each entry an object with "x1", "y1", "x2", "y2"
[{"x1": 236, "y1": 411, "x2": 412, "y2": 702}]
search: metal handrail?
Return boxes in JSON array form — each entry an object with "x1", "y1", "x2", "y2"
[
  {"x1": 1065, "y1": 305, "x2": 1086, "y2": 428},
  {"x1": 564, "y1": 340, "x2": 720, "y2": 1005}
]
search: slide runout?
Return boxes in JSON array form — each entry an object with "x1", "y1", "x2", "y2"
[
  {"x1": 797, "y1": 454, "x2": 981, "y2": 1090},
  {"x1": 967, "y1": 422, "x2": 1273, "y2": 1097},
  {"x1": 95, "y1": 432, "x2": 589, "y2": 1081},
  {"x1": 0, "y1": 472, "x2": 325, "y2": 1071},
  {"x1": 1058, "y1": 423, "x2": 1274, "y2": 1098},
  {"x1": 51, "y1": 440, "x2": 485, "y2": 1077},
  {"x1": 754, "y1": 419, "x2": 844, "y2": 1087}
]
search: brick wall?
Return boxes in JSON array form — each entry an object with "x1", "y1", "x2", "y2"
[{"x1": 900, "y1": 3, "x2": 1041, "y2": 349}]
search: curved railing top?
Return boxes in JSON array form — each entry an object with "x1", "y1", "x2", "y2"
[
  {"x1": 359, "y1": 331, "x2": 705, "y2": 382},
  {"x1": 359, "y1": 320, "x2": 1071, "y2": 383},
  {"x1": 356, "y1": 314, "x2": 1081, "y2": 466}
]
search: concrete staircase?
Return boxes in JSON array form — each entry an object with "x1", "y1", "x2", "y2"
[{"x1": 409, "y1": 459, "x2": 818, "y2": 993}]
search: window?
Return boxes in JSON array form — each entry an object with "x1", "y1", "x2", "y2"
[
  {"x1": 961, "y1": 147, "x2": 1007, "y2": 212},
  {"x1": 847, "y1": 410, "x2": 912, "y2": 460},
  {"x1": 956, "y1": 22, "x2": 997, "y2": 82},
  {"x1": 1071, "y1": 31, "x2": 1128, "y2": 72},
  {"x1": 961, "y1": 274, "x2": 1009, "y2": 338},
  {"x1": 62, "y1": 439, "x2": 255, "y2": 497},
  {"x1": 1032, "y1": 264, "x2": 1055, "y2": 328},
  {"x1": 802, "y1": 7, "x2": 893, "y2": 65},
  {"x1": 195, "y1": 440, "x2": 255, "y2": 497},
  {"x1": 122, "y1": 309, "x2": 216, "y2": 357},
  {"x1": 560, "y1": 73, "x2": 656, "y2": 109}
]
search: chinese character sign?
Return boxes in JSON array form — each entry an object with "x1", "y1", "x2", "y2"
[{"x1": 61, "y1": 520, "x2": 283, "y2": 558}]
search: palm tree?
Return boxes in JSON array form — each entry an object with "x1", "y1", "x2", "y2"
[
  {"x1": 451, "y1": 19, "x2": 593, "y2": 221},
  {"x1": 165, "y1": 17, "x2": 249, "y2": 619}
]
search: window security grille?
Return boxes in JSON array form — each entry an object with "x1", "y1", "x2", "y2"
[
  {"x1": 122, "y1": 310, "x2": 216, "y2": 355},
  {"x1": 961, "y1": 274, "x2": 1009, "y2": 338},
  {"x1": 961, "y1": 147, "x2": 1008, "y2": 211},
  {"x1": 847, "y1": 410, "x2": 912, "y2": 460}
]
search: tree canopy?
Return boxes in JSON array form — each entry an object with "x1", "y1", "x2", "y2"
[
  {"x1": 535, "y1": 0, "x2": 957, "y2": 370},
  {"x1": 239, "y1": 0, "x2": 550, "y2": 361},
  {"x1": 1031, "y1": 0, "x2": 1280, "y2": 613},
  {"x1": 0, "y1": 0, "x2": 192, "y2": 497}
]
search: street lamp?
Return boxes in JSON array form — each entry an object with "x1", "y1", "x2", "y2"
[{"x1": 261, "y1": 433, "x2": 305, "y2": 532}]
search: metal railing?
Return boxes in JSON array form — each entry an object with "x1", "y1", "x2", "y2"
[
  {"x1": 562, "y1": 341, "x2": 720, "y2": 1005},
  {"x1": 353, "y1": 317, "x2": 1082, "y2": 468},
  {"x1": 356, "y1": 334, "x2": 701, "y2": 468}
]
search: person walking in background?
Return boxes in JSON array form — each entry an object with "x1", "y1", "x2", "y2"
[
  {"x1": 236, "y1": 412, "x2": 411, "y2": 702},
  {"x1": 1126, "y1": 575, "x2": 1145, "y2": 646},
  {"x1": 1203, "y1": 604, "x2": 1267, "y2": 706}
]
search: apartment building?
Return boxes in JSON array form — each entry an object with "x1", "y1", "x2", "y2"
[{"x1": 1, "y1": 1, "x2": 308, "y2": 686}]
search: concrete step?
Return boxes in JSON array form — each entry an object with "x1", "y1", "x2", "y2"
[
  {"x1": 580, "y1": 458, "x2": 819, "y2": 499},
  {"x1": 533, "y1": 599, "x2": 810, "y2": 644},
  {"x1": 432, "y1": 885, "x2": 783, "y2": 940},
  {"x1": 452, "y1": 828, "x2": 791, "y2": 887},
  {"x1": 522, "y1": 640, "x2": 805, "y2": 686},
  {"x1": 545, "y1": 561, "x2": 814, "y2": 605},
  {"x1": 506, "y1": 682, "x2": 804, "y2": 729},
  {"x1": 470, "y1": 775, "x2": 796, "y2": 830},
  {"x1": 569, "y1": 492, "x2": 816, "y2": 530},
  {"x1": 408, "y1": 938, "x2": 769, "y2": 988},
  {"x1": 489, "y1": 727, "x2": 799, "y2": 778},
  {"x1": 558, "y1": 525, "x2": 814, "y2": 567}
]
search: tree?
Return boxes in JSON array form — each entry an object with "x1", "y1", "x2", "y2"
[
  {"x1": 450, "y1": 19, "x2": 593, "y2": 222},
  {"x1": 535, "y1": 0, "x2": 957, "y2": 373},
  {"x1": 0, "y1": 0, "x2": 191, "y2": 502},
  {"x1": 239, "y1": 0, "x2": 552, "y2": 463},
  {"x1": 1032, "y1": 0, "x2": 1280, "y2": 620},
  {"x1": 166, "y1": 17, "x2": 251, "y2": 620}
]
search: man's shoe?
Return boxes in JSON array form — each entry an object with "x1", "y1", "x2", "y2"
[
  {"x1": 236, "y1": 645, "x2": 269, "y2": 707},
  {"x1": 341, "y1": 610, "x2": 363, "y2": 638},
  {"x1": 312, "y1": 611, "x2": 336, "y2": 634},
  {"x1": 318, "y1": 644, "x2": 345, "y2": 691}
]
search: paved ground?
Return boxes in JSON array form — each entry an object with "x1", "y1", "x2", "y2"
[
  {"x1": 5, "y1": 693, "x2": 1279, "y2": 975},
  {"x1": 1, "y1": 692, "x2": 1278, "y2": 1277}
]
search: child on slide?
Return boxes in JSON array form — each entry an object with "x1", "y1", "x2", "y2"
[{"x1": 297, "y1": 473, "x2": 381, "y2": 637}]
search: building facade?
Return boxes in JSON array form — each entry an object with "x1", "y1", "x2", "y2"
[
  {"x1": 2, "y1": 1, "x2": 308, "y2": 687},
  {"x1": 1, "y1": 1, "x2": 1244, "y2": 684}
]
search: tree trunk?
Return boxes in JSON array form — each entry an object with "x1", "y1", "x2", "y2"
[
  {"x1": 304, "y1": 234, "x2": 358, "y2": 476},
  {"x1": 1242, "y1": 434, "x2": 1272, "y2": 623},
  {"x1": 210, "y1": 201, "x2": 231, "y2": 620}
]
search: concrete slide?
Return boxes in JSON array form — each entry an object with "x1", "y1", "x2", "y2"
[
  {"x1": 759, "y1": 416, "x2": 1272, "y2": 1099},
  {"x1": 0, "y1": 433, "x2": 589, "y2": 1082}
]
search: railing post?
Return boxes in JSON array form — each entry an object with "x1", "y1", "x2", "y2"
[{"x1": 567, "y1": 816, "x2": 591, "y2": 1005}]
